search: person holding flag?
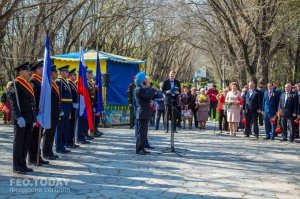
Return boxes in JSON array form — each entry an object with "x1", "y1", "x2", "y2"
[
  {"x1": 77, "y1": 47, "x2": 94, "y2": 144},
  {"x1": 67, "y1": 68, "x2": 80, "y2": 148},
  {"x1": 93, "y1": 51, "x2": 104, "y2": 137},
  {"x1": 8, "y1": 62, "x2": 36, "y2": 174},
  {"x1": 42, "y1": 65, "x2": 60, "y2": 160},
  {"x1": 86, "y1": 69, "x2": 96, "y2": 139},
  {"x1": 28, "y1": 60, "x2": 49, "y2": 166}
]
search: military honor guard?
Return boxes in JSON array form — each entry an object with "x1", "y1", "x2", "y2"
[
  {"x1": 87, "y1": 69, "x2": 96, "y2": 139},
  {"x1": 8, "y1": 62, "x2": 36, "y2": 174},
  {"x1": 55, "y1": 65, "x2": 73, "y2": 153},
  {"x1": 68, "y1": 68, "x2": 80, "y2": 148},
  {"x1": 28, "y1": 60, "x2": 49, "y2": 166},
  {"x1": 42, "y1": 65, "x2": 60, "y2": 160}
]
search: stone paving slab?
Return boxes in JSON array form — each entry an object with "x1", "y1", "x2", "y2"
[{"x1": 0, "y1": 122, "x2": 299, "y2": 198}]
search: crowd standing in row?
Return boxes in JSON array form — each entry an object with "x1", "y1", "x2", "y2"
[
  {"x1": 2, "y1": 61, "x2": 104, "y2": 174},
  {"x1": 128, "y1": 71, "x2": 300, "y2": 150}
]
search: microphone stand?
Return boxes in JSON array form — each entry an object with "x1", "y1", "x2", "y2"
[{"x1": 157, "y1": 90, "x2": 187, "y2": 157}]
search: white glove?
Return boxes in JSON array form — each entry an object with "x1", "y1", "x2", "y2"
[
  {"x1": 17, "y1": 117, "x2": 26, "y2": 128},
  {"x1": 93, "y1": 108, "x2": 96, "y2": 113},
  {"x1": 73, "y1": 103, "x2": 79, "y2": 109},
  {"x1": 166, "y1": 90, "x2": 171, "y2": 94},
  {"x1": 59, "y1": 111, "x2": 65, "y2": 117}
]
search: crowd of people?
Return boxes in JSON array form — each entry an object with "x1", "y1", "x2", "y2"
[
  {"x1": 2, "y1": 61, "x2": 103, "y2": 174},
  {"x1": 129, "y1": 70, "x2": 300, "y2": 155}
]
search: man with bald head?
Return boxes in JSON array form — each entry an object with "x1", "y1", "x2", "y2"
[{"x1": 278, "y1": 83, "x2": 298, "y2": 142}]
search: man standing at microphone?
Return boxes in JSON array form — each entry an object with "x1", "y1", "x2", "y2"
[
  {"x1": 162, "y1": 70, "x2": 181, "y2": 133},
  {"x1": 135, "y1": 72, "x2": 155, "y2": 155}
]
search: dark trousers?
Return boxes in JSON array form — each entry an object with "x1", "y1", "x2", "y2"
[
  {"x1": 155, "y1": 109, "x2": 165, "y2": 130},
  {"x1": 245, "y1": 111, "x2": 259, "y2": 137},
  {"x1": 209, "y1": 101, "x2": 218, "y2": 119},
  {"x1": 281, "y1": 116, "x2": 295, "y2": 141},
  {"x1": 28, "y1": 126, "x2": 43, "y2": 162},
  {"x1": 13, "y1": 123, "x2": 32, "y2": 171},
  {"x1": 43, "y1": 116, "x2": 58, "y2": 157},
  {"x1": 66, "y1": 108, "x2": 76, "y2": 146},
  {"x1": 218, "y1": 110, "x2": 228, "y2": 131},
  {"x1": 176, "y1": 107, "x2": 181, "y2": 127},
  {"x1": 129, "y1": 107, "x2": 135, "y2": 128},
  {"x1": 264, "y1": 113, "x2": 276, "y2": 139},
  {"x1": 165, "y1": 105, "x2": 176, "y2": 132},
  {"x1": 77, "y1": 116, "x2": 88, "y2": 142},
  {"x1": 193, "y1": 109, "x2": 198, "y2": 127},
  {"x1": 294, "y1": 116, "x2": 299, "y2": 138},
  {"x1": 150, "y1": 111, "x2": 155, "y2": 126},
  {"x1": 136, "y1": 119, "x2": 148, "y2": 153},
  {"x1": 55, "y1": 114, "x2": 69, "y2": 151}
]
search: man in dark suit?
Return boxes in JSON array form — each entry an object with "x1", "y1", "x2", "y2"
[
  {"x1": 243, "y1": 81, "x2": 262, "y2": 138},
  {"x1": 278, "y1": 83, "x2": 298, "y2": 142},
  {"x1": 134, "y1": 72, "x2": 155, "y2": 155},
  {"x1": 262, "y1": 83, "x2": 280, "y2": 140},
  {"x1": 8, "y1": 62, "x2": 36, "y2": 174},
  {"x1": 162, "y1": 70, "x2": 181, "y2": 133}
]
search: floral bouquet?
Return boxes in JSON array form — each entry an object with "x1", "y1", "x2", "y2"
[
  {"x1": 275, "y1": 125, "x2": 282, "y2": 134},
  {"x1": 237, "y1": 97, "x2": 244, "y2": 106},
  {"x1": 197, "y1": 94, "x2": 208, "y2": 106}
]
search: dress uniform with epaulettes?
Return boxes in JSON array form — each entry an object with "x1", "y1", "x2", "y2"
[
  {"x1": 67, "y1": 68, "x2": 79, "y2": 147},
  {"x1": 42, "y1": 65, "x2": 60, "y2": 159},
  {"x1": 55, "y1": 65, "x2": 73, "y2": 153},
  {"x1": 8, "y1": 62, "x2": 36, "y2": 174},
  {"x1": 28, "y1": 60, "x2": 49, "y2": 165}
]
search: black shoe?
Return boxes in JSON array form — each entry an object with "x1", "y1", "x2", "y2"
[
  {"x1": 263, "y1": 137, "x2": 270, "y2": 140},
  {"x1": 44, "y1": 156, "x2": 56, "y2": 160},
  {"x1": 289, "y1": 139, "x2": 294, "y2": 143},
  {"x1": 280, "y1": 139, "x2": 287, "y2": 142},
  {"x1": 56, "y1": 150, "x2": 68, "y2": 154},
  {"x1": 145, "y1": 146, "x2": 155, "y2": 149},
  {"x1": 136, "y1": 151, "x2": 147, "y2": 155},
  {"x1": 39, "y1": 159, "x2": 49, "y2": 164},
  {"x1": 79, "y1": 140, "x2": 91, "y2": 144},
  {"x1": 86, "y1": 135, "x2": 94, "y2": 140},
  {"x1": 245, "y1": 135, "x2": 249, "y2": 137},
  {"x1": 165, "y1": 131, "x2": 169, "y2": 133},
  {"x1": 143, "y1": 149, "x2": 150, "y2": 154},
  {"x1": 52, "y1": 154, "x2": 59, "y2": 159},
  {"x1": 23, "y1": 167, "x2": 33, "y2": 172},
  {"x1": 28, "y1": 161, "x2": 42, "y2": 166},
  {"x1": 13, "y1": 169, "x2": 26, "y2": 174}
]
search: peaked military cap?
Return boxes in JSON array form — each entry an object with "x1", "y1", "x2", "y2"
[
  {"x1": 57, "y1": 65, "x2": 70, "y2": 72},
  {"x1": 69, "y1": 68, "x2": 77, "y2": 75},
  {"x1": 51, "y1": 65, "x2": 57, "y2": 72},
  {"x1": 14, "y1": 62, "x2": 30, "y2": 72},
  {"x1": 30, "y1": 60, "x2": 44, "y2": 71}
]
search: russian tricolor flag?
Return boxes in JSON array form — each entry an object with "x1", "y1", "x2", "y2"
[
  {"x1": 78, "y1": 47, "x2": 93, "y2": 131},
  {"x1": 37, "y1": 34, "x2": 51, "y2": 129}
]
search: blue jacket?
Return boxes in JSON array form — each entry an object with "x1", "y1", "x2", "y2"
[
  {"x1": 262, "y1": 89, "x2": 280, "y2": 118},
  {"x1": 134, "y1": 84, "x2": 155, "y2": 120}
]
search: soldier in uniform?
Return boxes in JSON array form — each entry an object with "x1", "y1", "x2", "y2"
[
  {"x1": 42, "y1": 65, "x2": 60, "y2": 160},
  {"x1": 8, "y1": 62, "x2": 36, "y2": 174},
  {"x1": 87, "y1": 69, "x2": 95, "y2": 139},
  {"x1": 28, "y1": 60, "x2": 49, "y2": 166},
  {"x1": 127, "y1": 76, "x2": 136, "y2": 128},
  {"x1": 67, "y1": 68, "x2": 80, "y2": 148},
  {"x1": 55, "y1": 65, "x2": 73, "y2": 153}
]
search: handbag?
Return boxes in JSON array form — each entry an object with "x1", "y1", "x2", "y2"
[{"x1": 181, "y1": 109, "x2": 192, "y2": 119}]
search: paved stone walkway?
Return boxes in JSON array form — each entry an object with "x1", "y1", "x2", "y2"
[{"x1": 0, "y1": 122, "x2": 299, "y2": 199}]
